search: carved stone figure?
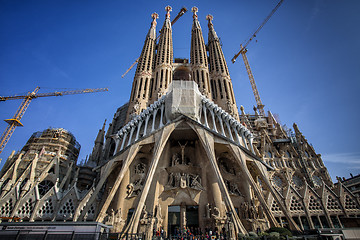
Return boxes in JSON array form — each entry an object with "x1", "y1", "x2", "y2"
[
  {"x1": 171, "y1": 153, "x2": 181, "y2": 166},
  {"x1": 190, "y1": 174, "x2": 203, "y2": 190},
  {"x1": 135, "y1": 163, "x2": 146, "y2": 174},
  {"x1": 227, "y1": 100, "x2": 234, "y2": 115},
  {"x1": 230, "y1": 182, "x2": 242, "y2": 196},
  {"x1": 104, "y1": 208, "x2": 114, "y2": 225},
  {"x1": 126, "y1": 183, "x2": 134, "y2": 197},
  {"x1": 174, "y1": 172, "x2": 181, "y2": 187},
  {"x1": 250, "y1": 204, "x2": 256, "y2": 219},
  {"x1": 115, "y1": 208, "x2": 122, "y2": 223},
  {"x1": 212, "y1": 206, "x2": 220, "y2": 218},
  {"x1": 205, "y1": 203, "x2": 211, "y2": 218},
  {"x1": 241, "y1": 202, "x2": 249, "y2": 219},
  {"x1": 141, "y1": 206, "x2": 148, "y2": 221},
  {"x1": 178, "y1": 141, "x2": 188, "y2": 164},
  {"x1": 180, "y1": 173, "x2": 187, "y2": 188},
  {"x1": 167, "y1": 172, "x2": 174, "y2": 187}
]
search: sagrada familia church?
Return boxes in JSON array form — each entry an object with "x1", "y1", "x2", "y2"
[{"x1": 0, "y1": 6, "x2": 359, "y2": 239}]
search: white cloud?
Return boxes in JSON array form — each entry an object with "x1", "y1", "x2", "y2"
[{"x1": 322, "y1": 152, "x2": 360, "y2": 165}]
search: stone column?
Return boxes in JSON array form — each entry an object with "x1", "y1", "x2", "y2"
[{"x1": 180, "y1": 203, "x2": 187, "y2": 230}]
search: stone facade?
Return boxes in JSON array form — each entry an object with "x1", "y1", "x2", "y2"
[{"x1": 0, "y1": 5, "x2": 359, "y2": 239}]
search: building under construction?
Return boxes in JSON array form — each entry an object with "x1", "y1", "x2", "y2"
[{"x1": 0, "y1": 5, "x2": 359, "y2": 239}]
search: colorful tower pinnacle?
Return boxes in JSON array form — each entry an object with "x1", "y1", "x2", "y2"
[
  {"x1": 207, "y1": 14, "x2": 239, "y2": 120},
  {"x1": 126, "y1": 13, "x2": 159, "y2": 122},
  {"x1": 190, "y1": 6, "x2": 211, "y2": 98}
]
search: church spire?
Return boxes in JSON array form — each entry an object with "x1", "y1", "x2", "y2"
[
  {"x1": 152, "y1": 6, "x2": 174, "y2": 101},
  {"x1": 207, "y1": 14, "x2": 239, "y2": 120},
  {"x1": 90, "y1": 119, "x2": 106, "y2": 165},
  {"x1": 190, "y1": 7, "x2": 211, "y2": 98},
  {"x1": 126, "y1": 13, "x2": 158, "y2": 122}
]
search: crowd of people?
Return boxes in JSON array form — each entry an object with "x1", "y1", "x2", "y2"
[{"x1": 154, "y1": 226, "x2": 232, "y2": 240}]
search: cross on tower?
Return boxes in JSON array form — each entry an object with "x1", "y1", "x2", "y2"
[
  {"x1": 151, "y1": 12, "x2": 159, "y2": 20},
  {"x1": 206, "y1": 14, "x2": 213, "y2": 23},
  {"x1": 165, "y1": 5, "x2": 172, "y2": 19},
  {"x1": 151, "y1": 12, "x2": 159, "y2": 26},
  {"x1": 191, "y1": 6, "x2": 198, "y2": 19}
]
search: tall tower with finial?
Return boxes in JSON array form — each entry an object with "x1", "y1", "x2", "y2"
[
  {"x1": 206, "y1": 14, "x2": 239, "y2": 120},
  {"x1": 190, "y1": 6, "x2": 211, "y2": 98},
  {"x1": 152, "y1": 6, "x2": 174, "y2": 102},
  {"x1": 126, "y1": 12, "x2": 159, "y2": 122}
]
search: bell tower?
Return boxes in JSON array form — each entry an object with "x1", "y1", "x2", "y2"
[
  {"x1": 190, "y1": 7, "x2": 211, "y2": 98},
  {"x1": 207, "y1": 14, "x2": 239, "y2": 120},
  {"x1": 152, "y1": 6, "x2": 174, "y2": 102},
  {"x1": 126, "y1": 12, "x2": 158, "y2": 122}
]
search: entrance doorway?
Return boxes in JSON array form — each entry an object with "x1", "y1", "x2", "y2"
[
  {"x1": 168, "y1": 205, "x2": 199, "y2": 236},
  {"x1": 186, "y1": 206, "x2": 199, "y2": 234},
  {"x1": 168, "y1": 206, "x2": 180, "y2": 236}
]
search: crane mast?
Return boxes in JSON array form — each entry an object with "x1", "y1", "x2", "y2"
[
  {"x1": 240, "y1": 46, "x2": 265, "y2": 116},
  {"x1": 231, "y1": 0, "x2": 284, "y2": 116},
  {"x1": 0, "y1": 87, "x2": 108, "y2": 156}
]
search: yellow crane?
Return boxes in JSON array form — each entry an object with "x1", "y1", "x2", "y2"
[
  {"x1": 0, "y1": 87, "x2": 108, "y2": 155},
  {"x1": 231, "y1": 0, "x2": 284, "y2": 116},
  {"x1": 121, "y1": 7, "x2": 188, "y2": 78}
]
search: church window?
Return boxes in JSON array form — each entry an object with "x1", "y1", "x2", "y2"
[
  {"x1": 330, "y1": 216, "x2": 341, "y2": 228},
  {"x1": 311, "y1": 216, "x2": 321, "y2": 228},
  {"x1": 109, "y1": 139, "x2": 116, "y2": 157},
  {"x1": 149, "y1": 78, "x2": 154, "y2": 99},
  {"x1": 201, "y1": 70, "x2": 205, "y2": 86},
  {"x1": 223, "y1": 80, "x2": 229, "y2": 99},
  {"x1": 18, "y1": 198, "x2": 35, "y2": 218},
  {"x1": 210, "y1": 80, "x2": 216, "y2": 99},
  {"x1": 20, "y1": 178, "x2": 28, "y2": 190},
  {"x1": 309, "y1": 196, "x2": 322, "y2": 211},
  {"x1": 58, "y1": 198, "x2": 75, "y2": 218},
  {"x1": 143, "y1": 78, "x2": 148, "y2": 99},
  {"x1": 271, "y1": 200, "x2": 281, "y2": 212},
  {"x1": 165, "y1": 69, "x2": 168, "y2": 88},
  {"x1": 271, "y1": 175, "x2": 283, "y2": 189},
  {"x1": 345, "y1": 195, "x2": 358, "y2": 210},
  {"x1": 0, "y1": 178, "x2": 10, "y2": 194},
  {"x1": 312, "y1": 175, "x2": 322, "y2": 188},
  {"x1": 289, "y1": 196, "x2": 304, "y2": 212},
  {"x1": 137, "y1": 78, "x2": 143, "y2": 98},
  {"x1": 0, "y1": 198, "x2": 13, "y2": 217},
  {"x1": 132, "y1": 80, "x2": 137, "y2": 101},
  {"x1": 38, "y1": 199, "x2": 54, "y2": 218},
  {"x1": 218, "y1": 79, "x2": 223, "y2": 99},
  {"x1": 292, "y1": 175, "x2": 303, "y2": 188},
  {"x1": 229, "y1": 82, "x2": 235, "y2": 103},
  {"x1": 38, "y1": 180, "x2": 54, "y2": 198},
  {"x1": 213, "y1": 80, "x2": 218, "y2": 98},
  {"x1": 327, "y1": 195, "x2": 341, "y2": 211},
  {"x1": 160, "y1": 70, "x2": 163, "y2": 88}
]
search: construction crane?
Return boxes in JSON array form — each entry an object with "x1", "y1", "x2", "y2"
[
  {"x1": 231, "y1": 0, "x2": 284, "y2": 116},
  {"x1": 0, "y1": 87, "x2": 108, "y2": 155},
  {"x1": 121, "y1": 7, "x2": 188, "y2": 78}
]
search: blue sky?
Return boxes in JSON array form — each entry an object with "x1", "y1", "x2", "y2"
[{"x1": 0, "y1": 0, "x2": 359, "y2": 181}]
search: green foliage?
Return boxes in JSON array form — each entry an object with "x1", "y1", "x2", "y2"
[
  {"x1": 258, "y1": 232, "x2": 269, "y2": 237},
  {"x1": 237, "y1": 233, "x2": 246, "y2": 238},
  {"x1": 248, "y1": 231, "x2": 258, "y2": 237},
  {"x1": 266, "y1": 227, "x2": 292, "y2": 237},
  {"x1": 269, "y1": 232, "x2": 280, "y2": 238}
]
